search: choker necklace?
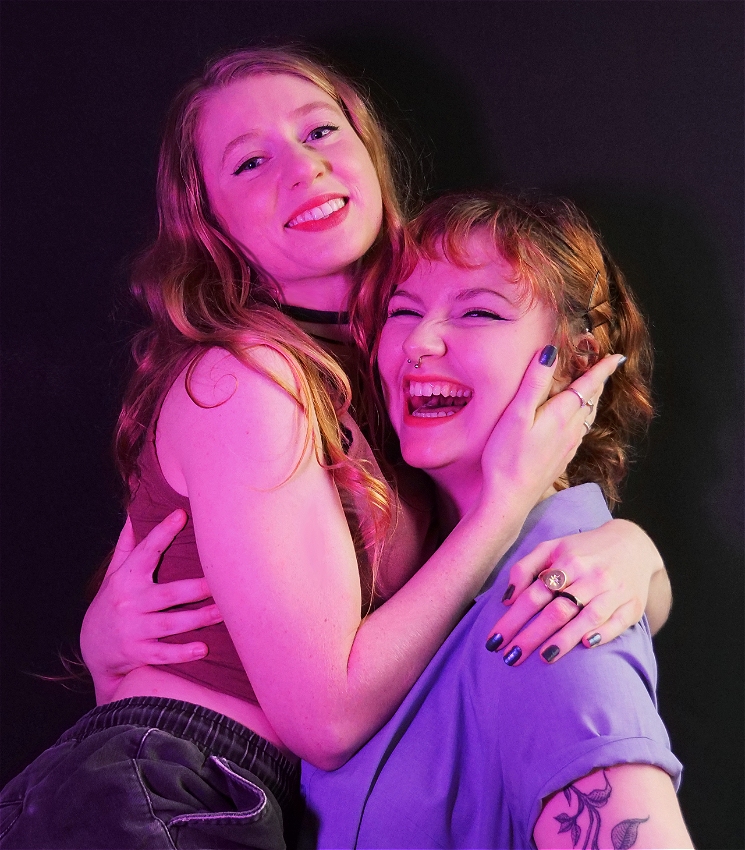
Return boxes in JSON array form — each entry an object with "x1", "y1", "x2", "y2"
[{"x1": 278, "y1": 304, "x2": 349, "y2": 325}]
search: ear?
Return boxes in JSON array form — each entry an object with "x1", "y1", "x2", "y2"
[
  {"x1": 549, "y1": 333, "x2": 601, "y2": 396},
  {"x1": 573, "y1": 332, "x2": 601, "y2": 372}
]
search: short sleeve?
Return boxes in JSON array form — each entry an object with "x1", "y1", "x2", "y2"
[{"x1": 492, "y1": 617, "x2": 683, "y2": 843}]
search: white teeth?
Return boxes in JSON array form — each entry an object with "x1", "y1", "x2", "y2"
[
  {"x1": 407, "y1": 381, "x2": 472, "y2": 398},
  {"x1": 412, "y1": 409, "x2": 457, "y2": 418},
  {"x1": 287, "y1": 198, "x2": 345, "y2": 227}
]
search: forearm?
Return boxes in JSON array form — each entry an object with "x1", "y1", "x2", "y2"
[
  {"x1": 293, "y1": 495, "x2": 527, "y2": 768},
  {"x1": 646, "y1": 566, "x2": 672, "y2": 635}
]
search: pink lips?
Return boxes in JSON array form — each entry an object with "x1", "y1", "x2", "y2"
[{"x1": 285, "y1": 194, "x2": 349, "y2": 232}]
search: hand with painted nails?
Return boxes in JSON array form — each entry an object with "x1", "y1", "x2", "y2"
[
  {"x1": 80, "y1": 510, "x2": 224, "y2": 705},
  {"x1": 479, "y1": 346, "x2": 623, "y2": 512},
  {"x1": 485, "y1": 518, "x2": 670, "y2": 666}
]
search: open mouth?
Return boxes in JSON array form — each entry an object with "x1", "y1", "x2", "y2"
[
  {"x1": 407, "y1": 380, "x2": 473, "y2": 419},
  {"x1": 286, "y1": 197, "x2": 348, "y2": 228}
]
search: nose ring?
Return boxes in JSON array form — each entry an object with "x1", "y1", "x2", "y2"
[{"x1": 407, "y1": 357, "x2": 423, "y2": 369}]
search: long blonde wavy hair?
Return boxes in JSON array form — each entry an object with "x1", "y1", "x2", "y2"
[{"x1": 117, "y1": 46, "x2": 412, "y2": 582}]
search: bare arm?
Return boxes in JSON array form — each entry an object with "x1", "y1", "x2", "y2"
[
  {"x1": 534, "y1": 764, "x2": 692, "y2": 849},
  {"x1": 156, "y1": 345, "x2": 621, "y2": 769}
]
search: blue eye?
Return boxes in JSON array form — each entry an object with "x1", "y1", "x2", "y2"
[
  {"x1": 306, "y1": 124, "x2": 338, "y2": 142},
  {"x1": 233, "y1": 156, "x2": 265, "y2": 175}
]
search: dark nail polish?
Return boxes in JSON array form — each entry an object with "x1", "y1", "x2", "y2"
[
  {"x1": 542, "y1": 645, "x2": 560, "y2": 663},
  {"x1": 539, "y1": 344, "x2": 557, "y2": 367},
  {"x1": 485, "y1": 633, "x2": 504, "y2": 652},
  {"x1": 501, "y1": 584, "x2": 515, "y2": 602},
  {"x1": 503, "y1": 646, "x2": 522, "y2": 666},
  {"x1": 587, "y1": 633, "x2": 602, "y2": 647}
]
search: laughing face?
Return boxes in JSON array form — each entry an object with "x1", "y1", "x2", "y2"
[
  {"x1": 197, "y1": 72, "x2": 383, "y2": 308},
  {"x1": 377, "y1": 230, "x2": 558, "y2": 488}
]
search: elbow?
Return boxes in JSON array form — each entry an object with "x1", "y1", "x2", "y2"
[{"x1": 288, "y1": 716, "x2": 366, "y2": 771}]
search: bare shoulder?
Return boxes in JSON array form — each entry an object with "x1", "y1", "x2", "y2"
[
  {"x1": 534, "y1": 764, "x2": 693, "y2": 849},
  {"x1": 175, "y1": 343, "x2": 301, "y2": 407},
  {"x1": 159, "y1": 343, "x2": 311, "y2": 490}
]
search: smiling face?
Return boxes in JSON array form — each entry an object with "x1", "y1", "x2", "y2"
[
  {"x1": 197, "y1": 72, "x2": 383, "y2": 308},
  {"x1": 378, "y1": 230, "x2": 558, "y2": 496}
]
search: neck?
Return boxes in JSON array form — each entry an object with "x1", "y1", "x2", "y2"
[
  {"x1": 430, "y1": 465, "x2": 559, "y2": 537},
  {"x1": 276, "y1": 270, "x2": 353, "y2": 314},
  {"x1": 429, "y1": 465, "x2": 485, "y2": 536}
]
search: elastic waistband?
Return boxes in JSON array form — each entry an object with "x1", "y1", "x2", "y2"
[{"x1": 59, "y1": 696, "x2": 299, "y2": 809}]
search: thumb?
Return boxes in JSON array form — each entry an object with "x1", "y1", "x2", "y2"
[{"x1": 505, "y1": 344, "x2": 558, "y2": 422}]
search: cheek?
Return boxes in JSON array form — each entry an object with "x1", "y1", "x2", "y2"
[{"x1": 376, "y1": 331, "x2": 401, "y2": 408}]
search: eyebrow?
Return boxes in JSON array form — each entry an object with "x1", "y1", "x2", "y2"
[
  {"x1": 221, "y1": 100, "x2": 343, "y2": 166},
  {"x1": 391, "y1": 286, "x2": 516, "y2": 305}
]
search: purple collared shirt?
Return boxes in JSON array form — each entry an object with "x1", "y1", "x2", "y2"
[{"x1": 301, "y1": 484, "x2": 682, "y2": 849}]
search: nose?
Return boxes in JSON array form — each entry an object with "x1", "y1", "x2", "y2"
[
  {"x1": 402, "y1": 319, "x2": 447, "y2": 366},
  {"x1": 285, "y1": 142, "x2": 327, "y2": 188}
]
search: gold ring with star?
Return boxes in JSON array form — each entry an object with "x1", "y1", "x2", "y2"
[{"x1": 539, "y1": 568, "x2": 569, "y2": 592}]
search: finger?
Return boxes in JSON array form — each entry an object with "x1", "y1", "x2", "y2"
[
  {"x1": 485, "y1": 578, "x2": 555, "y2": 651},
  {"x1": 581, "y1": 599, "x2": 644, "y2": 649},
  {"x1": 129, "y1": 510, "x2": 188, "y2": 578},
  {"x1": 570, "y1": 353, "x2": 626, "y2": 402},
  {"x1": 150, "y1": 577, "x2": 214, "y2": 611},
  {"x1": 109, "y1": 517, "x2": 137, "y2": 573},
  {"x1": 500, "y1": 592, "x2": 590, "y2": 666},
  {"x1": 504, "y1": 345, "x2": 559, "y2": 421},
  {"x1": 147, "y1": 605, "x2": 223, "y2": 639},
  {"x1": 501, "y1": 540, "x2": 561, "y2": 604},
  {"x1": 136, "y1": 640, "x2": 210, "y2": 666},
  {"x1": 535, "y1": 590, "x2": 641, "y2": 662}
]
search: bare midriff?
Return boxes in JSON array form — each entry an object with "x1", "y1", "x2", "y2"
[{"x1": 112, "y1": 665, "x2": 298, "y2": 763}]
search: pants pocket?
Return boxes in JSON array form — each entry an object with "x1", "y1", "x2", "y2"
[
  {"x1": 170, "y1": 756, "x2": 268, "y2": 825},
  {"x1": 135, "y1": 744, "x2": 287, "y2": 850}
]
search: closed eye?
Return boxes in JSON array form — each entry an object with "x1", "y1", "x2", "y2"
[
  {"x1": 306, "y1": 124, "x2": 339, "y2": 142},
  {"x1": 462, "y1": 309, "x2": 506, "y2": 320},
  {"x1": 387, "y1": 307, "x2": 422, "y2": 319}
]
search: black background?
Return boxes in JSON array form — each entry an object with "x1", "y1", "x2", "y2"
[{"x1": 1, "y1": 2, "x2": 743, "y2": 847}]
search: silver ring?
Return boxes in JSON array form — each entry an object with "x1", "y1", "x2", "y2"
[
  {"x1": 568, "y1": 386, "x2": 587, "y2": 407},
  {"x1": 585, "y1": 398, "x2": 594, "y2": 412},
  {"x1": 583, "y1": 420, "x2": 592, "y2": 434}
]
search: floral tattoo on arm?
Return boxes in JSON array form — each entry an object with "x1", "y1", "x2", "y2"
[{"x1": 554, "y1": 770, "x2": 649, "y2": 850}]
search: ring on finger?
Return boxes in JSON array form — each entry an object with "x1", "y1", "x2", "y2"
[
  {"x1": 584, "y1": 398, "x2": 594, "y2": 412},
  {"x1": 583, "y1": 420, "x2": 592, "y2": 434},
  {"x1": 553, "y1": 589, "x2": 585, "y2": 611},
  {"x1": 539, "y1": 567, "x2": 568, "y2": 592},
  {"x1": 568, "y1": 386, "x2": 588, "y2": 407}
]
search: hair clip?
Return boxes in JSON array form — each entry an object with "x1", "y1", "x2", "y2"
[{"x1": 583, "y1": 270, "x2": 610, "y2": 331}]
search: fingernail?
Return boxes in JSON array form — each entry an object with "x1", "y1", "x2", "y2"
[
  {"x1": 503, "y1": 646, "x2": 522, "y2": 666},
  {"x1": 587, "y1": 633, "x2": 602, "y2": 647},
  {"x1": 617, "y1": 355, "x2": 627, "y2": 366},
  {"x1": 539, "y1": 345, "x2": 557, "y2": 367},
  {"x1": 542, "y1": 645, "x2": 560, "y2": 663},
  {"x1": 191, "y1": 644, "x2": 208, "y2": 659},
  {"x1": 501, "y1": 584, "x2": 515, "y2": 602},
  {"x1": 485, "y1": 633, "x2": 504, "y2": 652}
]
